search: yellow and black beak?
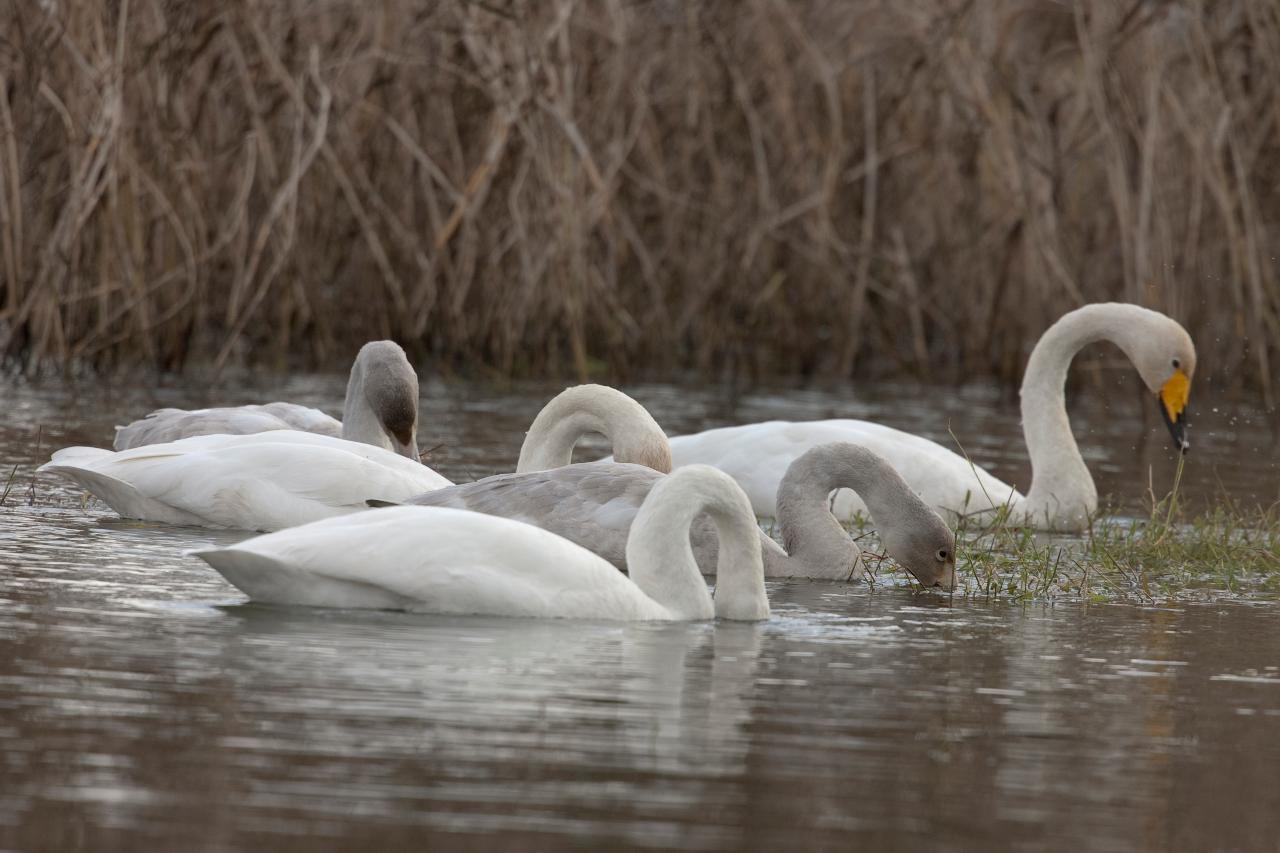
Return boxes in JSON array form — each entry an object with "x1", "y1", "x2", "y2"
[{"x1": 1158, "y1": 369, "x2": 1191, "y2": 453}]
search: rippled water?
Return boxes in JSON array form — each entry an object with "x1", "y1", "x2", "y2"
[{"x1": 2, "y1": 375, "x2": 1278, "y2": 850}]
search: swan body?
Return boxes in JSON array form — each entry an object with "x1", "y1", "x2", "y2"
[
  {"x1": 114, "y1": 341, "x2": 421, "y2": 459},
  {"x1": 667, "y1": 420, "x2": 1015, "y2": 521},
  {"x1": 39, "y1": 431, "x2": 451, "y2": 531},
  {"x1": 403, "y1": 461, "x2": 791, "y2": 574},
  {"x1": 662, "y1": 304, "x2": 1196, "y2": 532},
  {"x1": 193, "y1": 466, "x2": 769, "y2": 622},
  {"x1": 403, "y1": 443, "x2": 957, "y2": 588},
  {"x1": 114, "y1": 403, "x2": 343, "y2": 446}
]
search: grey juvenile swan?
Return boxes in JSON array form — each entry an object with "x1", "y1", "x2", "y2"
[
  {"x1": 114, "y1": 340, "x2": 421, "y2": 460},
  {"x1": 398, "y1": 442, "x2": 957, "y2": 589}
]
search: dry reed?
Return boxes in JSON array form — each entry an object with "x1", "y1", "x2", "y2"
[{"x1": 2, "y1": 1, "x2": 1278, "y2": 394}]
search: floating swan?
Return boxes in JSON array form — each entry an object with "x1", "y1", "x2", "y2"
[
  {"x1": 516, "y1": 384, "x2": 672, "y2": 473},
  {"x1": 192, "y1": 465, "x2": 770, "y2": 621},
  {"x1": 398, "y1": 442, "x2": 957, "y2": 589},
  {"x1": 657, "y1": 304, "x2": 1195, "y2": 532},
  {"x1": 38, "y1": 430, "x2": 451, "y2": 531},
  {"x1": 40, "y1": 382, "x2": 664, "y2": 533},
  {"x1": 114, "y1": 341, "x2": 421, "y2": 459}
]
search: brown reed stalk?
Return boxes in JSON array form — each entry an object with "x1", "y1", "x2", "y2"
[{"x1": 0, "y1": 0, "x2": 1276, "y2": 398}]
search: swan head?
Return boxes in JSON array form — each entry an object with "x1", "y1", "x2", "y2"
[
  {"x1": 613, "y1": 430, "x2": 674, "y2": 474},
  {"x1": 353, "y1": 341, "x2": 420, "y2": 459},
  {"x1": 877, "y1": 503, "x2": 957, "y2": 592},
  {"x1": 1127, "y1": 312, "x2": 1196, "y2": 453}
]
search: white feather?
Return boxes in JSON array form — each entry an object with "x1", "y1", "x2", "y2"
[
  {"x1": 40, "y1": 431, "x2": 451, "y2": 531},
  {"x1": 191, "y1": 466, "x2": 769, "y2": 622}
]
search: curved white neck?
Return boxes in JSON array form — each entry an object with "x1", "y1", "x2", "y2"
[
  {"x1": 1018, "y1": 306, "x2": 1132, "y2": 526},
  {"x1": 626, "y1": 467, "x2": 767, "y2": 621},
  {"x1": 517, "y1": 385, "x2": 672, "y2": 473}
]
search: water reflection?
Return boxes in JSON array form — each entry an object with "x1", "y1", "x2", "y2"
[{"x1": 1, "y1": 377, "x2": 1278, "y2": 849}]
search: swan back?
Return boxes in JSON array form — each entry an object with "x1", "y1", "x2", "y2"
[
  {"x1": 627, "y1": 465, "x2": 767, "y2": 621},
  {"x1": 193, "y1": 506, "x2": 673, "y2": 620},
  {"x1": 113, "y1": 404, "x2": 342, "y2": 450},
  {"x1": 342, "y1": 341, "x2": 420, "y2": 459},
  {"x1": 401, "y1": 461, "x2": 789, "y2": 576},
  {"x1": 42, "y1": 431, "x2": 451, "y2": 531},
  {"x1": 517, "y1": 385, "x2": 672, "y2": 474}
]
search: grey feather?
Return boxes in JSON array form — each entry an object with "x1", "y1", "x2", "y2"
[
  {"x1": 404, "y1": 462, "x2": 787, "y2": 575},
  {"x1": 114, "y1": 404, "x2": 342, "y2": 450}
]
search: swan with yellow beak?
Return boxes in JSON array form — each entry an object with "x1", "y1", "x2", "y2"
[
  {"x1": 657, "y1": 303, "x2": 1196, "y2": 532},
  {"x1": 1159, "y1": 361, "x2": 1192, "y2": 452}
]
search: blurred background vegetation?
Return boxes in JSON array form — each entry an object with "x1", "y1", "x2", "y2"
[{"x1": 2, "y1": 0, "x2": 1278, "y2": 394}]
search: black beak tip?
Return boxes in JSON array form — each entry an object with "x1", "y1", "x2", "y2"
[{"x1": 1159, "y1": 402, "x2": 1190, "y2": 455}]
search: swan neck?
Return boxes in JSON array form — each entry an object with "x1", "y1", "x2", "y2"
[
  {"x1": 627, "y1": 469, "x2": 766, "y2": 620},
  {"x1": 773, "y1": 445, "x2": 882, "y2": 580},
  {"x1": 1019, "y1": 307, "x2": 1110, "y2": 524},
  {"x1": 340, "y1": 361, "x2": 385, "y2": 448},
  {"x1": 340, "y1": 343, "x2": 420, "y2": 458},
  {"x1": 518, "y1": 385, "x2": 672, "y2": 473},
  {"x1": 517, "y1": 410, "x2": 609, "y2": 473}
]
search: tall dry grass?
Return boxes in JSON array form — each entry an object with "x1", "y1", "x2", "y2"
[{"x1": 2, "y1": 0, "x2": 1278, "y2": 394}]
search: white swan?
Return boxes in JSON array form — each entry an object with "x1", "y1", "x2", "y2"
[
  {"x1": 38, "y1": 383, "x2": 662, "y2": 533},
  {"x1": 400, "y1": 442, "x2": 956, "y2": 588},
  {"x1": 192, "y1": 465, "x2": 770, "y2": 621},
  {"x1": 38, "y1": 430, "x2": 451, "y2": 531},
  {"x1": 516, "y1": 384, "x2": 672, "y2": 473},
  {"x1": 114, "y1": 341, "x2": 421, "y2": 459},
  {"x1": 659, "y1": 304, "x2": 1195, "y2": 532}
]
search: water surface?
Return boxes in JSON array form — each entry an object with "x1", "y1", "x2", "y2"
[{"x1": 2, "y1": 376, "x2": 1278, "y2": 850}]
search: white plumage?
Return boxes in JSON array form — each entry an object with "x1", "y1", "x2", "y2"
[
  {"x1": 658, "y1": 304, "x2": 1197, "y2": 531},
  {"x1": 39, "y1": 431, "x2": 451, "y2": 531},
  {"x1": 192, "y1": 466, "x2": 770, "y2": 622},
  {"x1": 668, "y1": 419, "x2": 1014, "y2": 520}
]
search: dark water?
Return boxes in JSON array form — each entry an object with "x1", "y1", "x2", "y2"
[{"x1": 2, "y1": 375, "x2": 1279, "y2": 851}]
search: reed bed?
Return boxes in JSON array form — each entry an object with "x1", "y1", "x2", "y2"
[{"x1": 3, "y1": 1, "x2": 1279, "y2": 393}]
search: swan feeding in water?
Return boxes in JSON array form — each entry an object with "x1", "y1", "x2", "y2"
[
  {"x1": 192, "y1": 465, "x2": 771, "y2": 622},
  {"x1": 400, "y1": 442, "x2": 956, "y2": 588},
  {"x1": 657, "y1": 304, "x2": 1195, "y2": 532},
  {"x1": 40, "y1": 383, "x2": 669, "y2": 533},
  {"x1": 114, "y1": 341, "x2": 421, "y2": 459}
]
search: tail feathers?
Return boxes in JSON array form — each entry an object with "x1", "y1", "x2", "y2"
[
  {"x1": 40, "y1": 451, "x2": 207, "y2": 526},
  {"x1": 193, "y1": 547, "x2": 412, "y2": 609},
  {"x1": 39, "y1": 446, "x2": 114, "y2": 472}
]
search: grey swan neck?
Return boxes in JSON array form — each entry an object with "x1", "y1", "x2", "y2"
[
  {"x1": 341, "y1": 341, "x2": 419, "y2": 458},
  {"x1": 771, "y1": 444, "x2": 910, "y2": 581}
]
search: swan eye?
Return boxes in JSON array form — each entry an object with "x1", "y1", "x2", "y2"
[
  {"x1": 936, "y1": 548, "x2": 949, "y2": 562},
  {"x1": 1171, "y1": 358, "x2": 1181, "y2": 369}
]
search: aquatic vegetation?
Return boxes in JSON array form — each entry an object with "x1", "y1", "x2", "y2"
[{"x1": 852, "y1": 478, "x2": 1280, "y2": 603}]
